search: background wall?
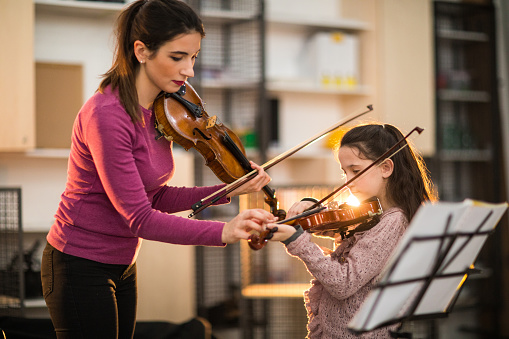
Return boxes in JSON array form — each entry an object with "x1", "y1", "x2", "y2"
[{"x1": 0, "y1": 0, "x2": 443, "y2": 329}]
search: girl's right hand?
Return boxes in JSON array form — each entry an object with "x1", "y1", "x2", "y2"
[
  {"x1": 286, "y1": 200, "x2": 317, "y2": 219},
  {"x1": 222, "y1": 209, "x2": 278, "y2": 244}
]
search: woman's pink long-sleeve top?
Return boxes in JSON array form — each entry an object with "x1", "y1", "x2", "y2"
[
  {"x1": 285, "y1": 207, "x2": 408, "y2": 339},
  {"x1": 47, "y1": 86, "x2": 228, "y2": 265}
]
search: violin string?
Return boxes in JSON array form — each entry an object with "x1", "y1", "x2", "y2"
[{"x1": 189, "y1": 105, "x2": 374, "y2": 217}]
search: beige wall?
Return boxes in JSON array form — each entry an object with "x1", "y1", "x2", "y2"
[
  {"x1": 136, "y1": 151, "x2": 198, "y2": 322},
  {"x1": 0, "y1": 0, "x2": 35, "y2": 151},
  {"x1": 376, "y1": 0, "x2": 435, "y2": 156},
  {"x1": 343, "y1": 0, "x2": 435, "y2": 156}
]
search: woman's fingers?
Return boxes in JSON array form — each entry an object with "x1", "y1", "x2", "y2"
[
  {"x1": 227, "y1": 162, "x2": 272, "y2": 197},
  {"x1": 222, "y1": 209, "x2": 278, "y2": 244},
  {"x1": 248, "y1": 162, "x2": 271, "y2": 188}
]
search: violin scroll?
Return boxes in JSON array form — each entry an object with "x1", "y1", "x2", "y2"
[{"x1": 247, "y1": 231, "x2": 271, "y2": 250}]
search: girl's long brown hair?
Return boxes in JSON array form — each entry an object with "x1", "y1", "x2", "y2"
[
  {"x1": 337, "y1": 123, "x2": 438, "y2": 221},
  {"x1": 99, "y1": 0, "x2": 205, "y2": 123}
]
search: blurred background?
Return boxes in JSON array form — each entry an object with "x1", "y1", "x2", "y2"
[{"x1": 1, "y1": 0, "x2": 508, "y2": 338}]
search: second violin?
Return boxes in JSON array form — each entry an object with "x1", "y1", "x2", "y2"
[
  {"x1": 247, "y1": 197, "x2": 383, "y2": 250},
  {"x1": 247, "y1": 125, "x2": 425, "y2": 250}
]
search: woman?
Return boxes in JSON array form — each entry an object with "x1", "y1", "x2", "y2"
[{"x1": 41, "y1": 1, "x2": 276, "y2": 338}]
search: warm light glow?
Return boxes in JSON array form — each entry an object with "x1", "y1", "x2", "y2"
[{"x1": 346, "y1": 194, "x2": 360, "y2": 206}]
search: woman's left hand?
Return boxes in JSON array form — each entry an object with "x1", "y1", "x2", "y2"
[{"x1": 227, "y1": 161, "x2": 271, "y2": 197}]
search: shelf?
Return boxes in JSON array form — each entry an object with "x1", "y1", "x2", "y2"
[
  {"x1": 0, "y1": 296, "x2": 46, "y2": 309},
  {"x1": 266, "y1": 13, "x2": 370, "y2": 31},
  {"x1": 200, "y1": 9, "x2": 259, "y2": 25},
  {"x1": 35, "y1": 1, "x2": 261, "y2": 23},
  {"x1": 242, "y1": 283, "x2": 309, "y2": 299},
  {"x1": 437, "y1": 29, "x2": 489, "y2": 42},
  {"x1": 22, "y1": 147, "x2": 193, "y2": 159},
  {"x1": 35, "y1": 0, "x2": 125, "y2": 17},
  {"x1": 25, "y1": 148, "x2": 71, "y2": 159},
  {"x1": 200, "y1": 78, "x2": 260, "y2": 90},
  {"x1": 267, "y1": 146, "x2": 334, "y2": 160},
  {"x1": 267, "y1": 80, "x2": 370, "y2": 95},
  {"x1": 438, "y1": 149, "x2": 492, "y2": 162},
  {"x1": 24, "y1": 298, "x2": 47, "y2": 308},
  {"x1": 0, "y1": 295, "x2": 21, "y2": 307},
  {"x1": 437, "y1": 89, "x2": 490, "y2": 102}
]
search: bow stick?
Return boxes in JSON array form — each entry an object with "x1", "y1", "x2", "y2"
[
  {"x1": 257, "y1": 126, "x2": 424, "y2": 242},
  {"x1": 306, "y1": 126, "x2": 424, "y2": 211},
  {"x1": 188, "y1": 104, "x2": 374, "y2": 218}
]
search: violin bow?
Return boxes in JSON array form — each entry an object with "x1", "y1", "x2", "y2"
[
  {"x1": 253, "y1": 126, "x2": 424, "y2": 244},
  {"x1": 188, "y1": 105, "x2": 374, "y2": 218},
  {"x1": 306, "y1": 126, "x2": 424, "y2": 211}
]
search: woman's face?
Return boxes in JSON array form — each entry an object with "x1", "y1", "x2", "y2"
[
  {"x1": 336, "y1": 145, "x2": 387, "y2": 203},
  {"x1": 138, "y1": 31, "x2": 202, "y2": 98}
]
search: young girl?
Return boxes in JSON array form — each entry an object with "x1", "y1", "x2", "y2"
[
  {"x1": 267, "y1": 123, "x2": 437, "y2": 338},
  {"x1": 40, "y1": 1, "x2": 276, "y2": 338}
]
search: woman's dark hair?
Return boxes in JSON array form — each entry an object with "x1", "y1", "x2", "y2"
[
  {"x1": 336, "y1": 123, "x2": 438, "y2": 221},
  {"x1": 99, "y1": 0, "x2": 205, "y2": 123}
]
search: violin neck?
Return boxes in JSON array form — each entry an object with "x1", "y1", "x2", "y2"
[{"x1": 223, "y1": 131, "x2": 282, "y2": 215}]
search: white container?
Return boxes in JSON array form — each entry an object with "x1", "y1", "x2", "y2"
[{"x1": 301, "y1": 31, "x2": 360, "y2": 90}]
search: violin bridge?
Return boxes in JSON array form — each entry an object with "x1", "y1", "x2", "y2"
[{"x1": 206, "y1": 115, "x2": 217, "y2": 129}]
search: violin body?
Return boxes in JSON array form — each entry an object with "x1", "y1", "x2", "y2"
[
  {"x1": 247, "y1": 197, "x2": 383, "y2": 250},
  {"x1": 153, "y1": 83, "x2": 247, "y2": 184},
  {"x1": 300, "y1": 198, "x2": 382, "y2": 234},
  {"x1": 154, "y1": 82, "x2": 285, "y2": 219}
]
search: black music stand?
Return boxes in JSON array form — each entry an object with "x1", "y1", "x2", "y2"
[{"x1": 348, "y1": 199, "x2": 508, "y2": 336}]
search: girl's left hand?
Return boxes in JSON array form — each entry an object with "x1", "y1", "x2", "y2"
[
  {"x1": 265, "y1": 223, "x2": 298, "y2": 242},
  {"x1": 227, "y1": 161, "x2": 271, "y2": 197}
]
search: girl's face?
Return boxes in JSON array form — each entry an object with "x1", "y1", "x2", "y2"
[
  {"x1": 337, "y1": 146, "x2": 390, "y2": 205},
  {"x1": 135, "y1": 32, "x2": 202, "y2": 103}
]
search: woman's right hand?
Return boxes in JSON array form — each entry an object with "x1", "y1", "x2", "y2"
[{"x1": 222, "y1": 209, "x2": 278, "y2": 244}]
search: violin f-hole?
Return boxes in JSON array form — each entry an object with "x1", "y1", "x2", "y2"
[{"x1": 193, "y1": 128, "x2": 212, "y2": 140}]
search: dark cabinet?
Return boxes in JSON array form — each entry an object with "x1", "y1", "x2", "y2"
[
  {"x1": 434, "y1": 1, "x2": 502, "y2": 203},
  {"x1": 433, "y1": 2, "x2": 506, "y2": 337}
]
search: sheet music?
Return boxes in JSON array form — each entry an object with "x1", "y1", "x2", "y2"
[{"x1": 348, "y1": 199, "x2": 508, "y2": 333}]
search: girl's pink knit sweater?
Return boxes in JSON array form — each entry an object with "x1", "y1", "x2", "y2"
[{"x1": 285, "y1": 207, "x2": 408, "y2": 338}]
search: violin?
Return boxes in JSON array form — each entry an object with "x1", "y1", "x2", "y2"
[
  {"x1": 247, "y1": 197, "x2": 383, "y2": 250},
  {"x1": 247, "y1": 126, "x2": 424, "y2": 250},
  {"x1": 153, "y1": 82, "x2": 286, "y2": 219}
]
